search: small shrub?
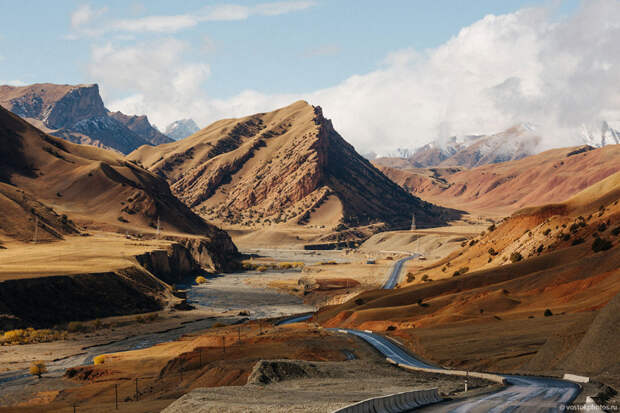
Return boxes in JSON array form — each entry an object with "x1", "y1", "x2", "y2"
[
  {"x1": 612, "y1": 226, "x2": 620, "y2": 236},
  {"x1": 537, "y1": 244, "x2": 544, "y2": 253},
  {"x1": 544, "y1": 309, "x2": 553, "y2": 317},
  {"x1": 562, "y1": 233, "x2": 571, "y2": 241},
  {"x1": 543, "y1": 229, "x2": 551, "y2": 236},
  {"x1": 592, "y1": 238, "x2": 612, "y2": 252},
  {"x1": 569, "y1": 223, "x2": 579, "y2": 233},
  {"x1": 406, "y1": 272, "x2": 415, "y2": 282},
  {"x1": 488, "y1": 248, "x2": 498, "y2": 256},
  {"x1": 93, "y1": 355, "x2": 105, "y2": 365},
  {"x1": 458, "y1": 267, "x2": 469, "y2": 274},
  {"x1": 195, "y1": 276, "x2": 208, "y2": 284},
  {"x1": 29, "y1": 361, "x2": 47, "y2": 378},
  {"x1": 488, "y1": 224, "x2": 496, "y2": 232},
  {"x1": 354, "y1": 298, "x2": 365, "y2": 306},
  {"x1": 67, "y1": 322, "x2": 85, "y2": 333},
  {"x1": 571, "y1": 238, "x2": 584, "y2": 246},
  {"x1": 510, "y1": 252, "x2": 523, "y2": 263},
  {"x1": 421, "y1": 274, "x2": 429, "y2": 282},
  {"x1": 469, "y1": 239, "x2": 477, "y2": 247},
  {"x1": 386, "y1": 325, "x2": 396, "y2": 331},
  {"x1": 598, "y1": 222, "x2": 608, "y2": 232}
]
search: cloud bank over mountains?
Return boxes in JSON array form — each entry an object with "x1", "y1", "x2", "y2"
[{"x1": 81, "y1": 0, "x2": 620, "y2": 154}]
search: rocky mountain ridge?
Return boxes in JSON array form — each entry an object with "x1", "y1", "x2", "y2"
[
  {"x1": 0, "y1": 83, "x2": 171, "y2": 153},
  {"x1": 165, "y1": 118, "x2": 200, "y2": 140},
  {"x1": 130, "y1": 101, "x2": 461, "y2": 230}
]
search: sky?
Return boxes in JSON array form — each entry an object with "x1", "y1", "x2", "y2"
[{"x1": 1, "y1": 0, "x2": 619, "y2": 154}]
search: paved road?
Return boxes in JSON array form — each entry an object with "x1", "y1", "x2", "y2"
[
  {"x1": 383, "y1": 255, "x2": 419, "y2": 289},
  {"x1": 275, "y1": 313, "x2": 313, "y2": 326},
  {"x1": 330, "y1": 329, "x2": 580, "y2": 412}
]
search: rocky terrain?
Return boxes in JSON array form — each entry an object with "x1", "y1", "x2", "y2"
[
  {"x1": 0, "y1": 83, "x2": 171, "y2": 153},
  {"x1": 130, "y1": 101, "x2": 460, "y2": 230},
  {"x1": 165, "y1": 118, "x2": 200, "y2": 140},
  {"x1": 109, "y1": 111, "x2": 173, "y2": 145},
  {"x1": 379, "y1": 144, "x2": 620, "y2": 215}
]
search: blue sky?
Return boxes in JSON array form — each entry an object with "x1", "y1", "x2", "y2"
[
  {"x1": 2, "y1": 0, "x2": 618, "y2": 154},
  {"x1": 1, "y1": 1, "x2": 578, "y2": 96}
]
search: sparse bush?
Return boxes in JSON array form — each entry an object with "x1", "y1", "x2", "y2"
[
  {"x1": 93, "y1": 355, "x2": 105, "y2": 365},
  {"x1": 598, "y1": 222, "x2": 608, "y2": 232},
  {"x1": 195, "y1": 276, "x2": 208, "y2": 284},
  {"x1": 537, "y1": 244, "x2": 544, "y2": 253},
  {"x1": 386, "y1": 325, "x2": 396, "y2": 331},
  {"x1": 612, "y1": 226, "x2": 620, "y2": 236},
  {"x1": 571, "y1": 238, "x2": 584, "y2": 246},
  {"x1": 30, "y1": 361, "x2": 47, "y2": 378},
  {"x1": 354, "y1": 298, "x2": 365, "y2": 306},
  {"x1": 488, "y1": 248, "x2": 498, "y2": 256},
  {"x1": 562, "y1": 233, "x2": 571, "y2": 241},
  {"x1": 469, "y1": 239, "x2": 477, "y2": 247},
  {"x1": 421, "y1": 274, "x2": 429, "y2": 282},
  {"x1": 543, "y1": 229, "x2": 551, "y2": 236},
  {"x1": 488, "y1": 224, "x2": 496, "y2": 232},
  {"x1": 406, "y1": 272, "x2": 415, "y2": 282},
  {"x1": 544, "y1": 309, "x2": 553, "y2": 317},
  {"x1": 510, "y1": 252, "x2": 523, "y2": 263},
  {"x1": 592, "y1": 238, "x2": 612, "y2": 252},
  {"x1": 67, "y1": 322, "x2": 85, "y2": 333},
  {"x1": 569, "y1": 223, "x2": 579, "y2": 233},
  {"x1": 458, "y1": 267, "x2": 469, "y2": 275}
]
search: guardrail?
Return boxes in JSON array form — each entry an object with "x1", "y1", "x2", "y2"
[
  {"x1": 386, "y1": 358, "x2": 507, "y2": 385},
  {"x1": 332, "y1": 388, "x2": 442, "y2": 413}
]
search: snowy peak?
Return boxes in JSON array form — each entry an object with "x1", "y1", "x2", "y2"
[
  {"x1": 580, "y1": 121, "x2": 620, "y2": 147},
  {"x1": 165, "y1": 119, "x2": 200, "y2": 140}
]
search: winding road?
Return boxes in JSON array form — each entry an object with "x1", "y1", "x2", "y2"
[{"x1": 281, "y1": 252, "x2": 582, "y2": 411}]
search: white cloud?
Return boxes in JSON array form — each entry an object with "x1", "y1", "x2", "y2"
[
  {"x1": 94, "y1": 1, "x2": 620, "y2": 155},
  {"x1": 69, "y1": 1, "x2": 316, "y2": 38},
  {"x1": 71, "y1": 4, "x2": 108, "y2": 29}
]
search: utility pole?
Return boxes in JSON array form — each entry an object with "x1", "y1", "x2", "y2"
[
  {"x1": 135, "y1": 378, "x2": 139, "y2": 401},
  {"x1": 156, "y1": 216, "x2": 161, "y2": 239},
  {"x1": 114, "y1": 383, "x2": 118, "y2": 410},
  {"x1": 411, "y1": 213, "x2": 416, "y2": 231}
]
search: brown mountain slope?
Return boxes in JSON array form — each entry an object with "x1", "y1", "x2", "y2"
[
  {"x1": 316, "y1": 174, "x2": 619, "y2": 381},
  {"x1": 130, "y1": 101, "x2": 461, "y2": 229},
  {"x1": 0, "y1": 106, "x2": 238, "y2": 268},
  {"x1": 378, "y1": 145, "x2": 620, "y2": 215},
  {"x1": 0, "y1": 83, "x2": 167, "y2": 153},
  {"x1": 318, "y1": 172, "x2": 620, "y2": 329}
]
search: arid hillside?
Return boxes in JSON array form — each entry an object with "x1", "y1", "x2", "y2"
[
  {"x1": 130, "y1": 101, "x2": 460, "y2": 230},
  {"x1": 317, "y1": 174, "x2": 619, "y2": 381},
  {"x1": 0, "y1": 105, "x2": 238, "y2": 266},
  {"x1": 379, "y1": 145, "x2": 620, "y2": 215},
  {"x1": 0, "y1": 83, "x2": 170, "y2": 153}
]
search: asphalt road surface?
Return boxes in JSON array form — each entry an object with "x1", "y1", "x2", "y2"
[{"x1": 383, "y1": 255, "x2": 419, "y2": 289}]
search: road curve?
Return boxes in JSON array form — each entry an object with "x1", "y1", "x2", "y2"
[
  {"x1": 383, "y1": 255, "x2": 419, "y2": 289},
  {"x1": 275, "y1": 313, "x2": 313, "y2": 326},
  {"x1": 329, "y1": 328, "x2": 580, "y2": 412}
]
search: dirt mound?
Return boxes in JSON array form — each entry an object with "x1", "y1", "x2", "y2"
[
  {"x1": 247, "y1": 360, "x2": 321, "y2": 385},
  {"x1": 130, "y1": 101, "x2": 461, "y2": 230},
  {"x1": 380, "y1": 145, "x2": 620, "y2": 215}
]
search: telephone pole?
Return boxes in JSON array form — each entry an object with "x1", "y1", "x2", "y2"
[{"x1": 156, "y1": 216, "x2": 161, "y2": 239}]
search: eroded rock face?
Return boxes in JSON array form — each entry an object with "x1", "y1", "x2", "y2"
[
  {"x1": 130, "y1": 101, "x2": 461, "y2": 229},
  {"x1": 109, "y1": 111, "x2": 174, "y2": 145}
]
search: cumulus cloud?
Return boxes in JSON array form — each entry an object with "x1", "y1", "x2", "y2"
[
  {"x1": 69, "y1": 1, "x2": 316, "y2": 37},
  {"x1": 94, "y1": 1, "x2": 620, "y2": 154}
]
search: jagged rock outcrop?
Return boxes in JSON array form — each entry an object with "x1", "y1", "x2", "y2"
[
  {"x1": 109, "y1": 111, "x2": 174, "y2": 145},
  {"x1": 165, "y1": 118, "x2": 199, "y2": 140},
  {"x1": 130, "y1": 101, "x2": 461, "y2": 229},
  {"x1": 0, "y1": 83, "x2": 163, "y2": 153}
]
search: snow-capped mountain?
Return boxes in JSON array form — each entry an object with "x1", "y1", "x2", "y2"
[
  {"x1": 377, "y1": 124, "x2": 541, "y2": 169},
  {"x1": 165, "y1": 119, "x2": 200, "y2": 140},
  {"x1": 580, "y1": 121, "x2": 620, "y2": 147}
]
